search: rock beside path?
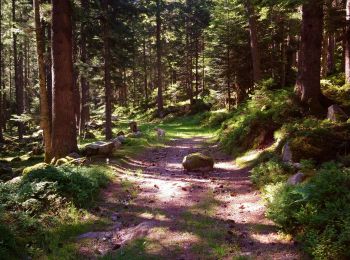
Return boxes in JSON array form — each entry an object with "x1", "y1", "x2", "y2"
[
  {"x1": 287, "y1": 172, "x2": 306, "y2": 185},
  {"x1": 182, "y1": 152, "x2": 214, "y2": 172},
  {"x1": 327, "y1": 104, "x2": 348, "y2": 122},
  {"x1": 83, "y1": 141, "x2": 115, "y2": 156}
]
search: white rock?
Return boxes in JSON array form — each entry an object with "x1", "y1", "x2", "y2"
[{"x1": 84, "y1": 141, "x2": 115, "y2": 156}]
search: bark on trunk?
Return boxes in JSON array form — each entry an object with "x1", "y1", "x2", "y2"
[
  {"x1": 345, "y1": 0, "x2": 350, "y2": 83},
  {"x1": 156, "y1": 0, "x2": 164, "y2": 117},
  {"x1": 34, "y1": 0, "x2": 52, "y2": 162},
  {"x1": 0, "y1": 0, "x2": 3, "y2": 142},
  {"x1": 327, "y1": 33, "x2": 335, "y2": 75},
  {"x1": 246, "y1": 0, "x2": 262, "y2": 83},
  {"x1": 102, "y1": 0, "x2": 112, "y2": 140},
  {"x1": 80, "y1": 0, "x2": 89, "y2": 135},
  {"x1": 13, "y1": 0, "x2": 24, "y2": 139},
  {"x1": 321, "y1": 31, "x2": 329, "y2": 78},
  {"x1": 51, "y1": 0, "x2": 78, "y2": 159},
  {"x1": 143, "y1": 37, "x2": 148, "y2": 109},
  {"x1": 45, "y1": 20, "x2": 52, "y2": 125},
  {"x1": 295, "y1": 0, "x2": 324, "y2": 115}
]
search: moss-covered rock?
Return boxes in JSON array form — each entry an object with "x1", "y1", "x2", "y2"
[
  {"x1": 182, "y1": 153, "x2": 214, "y2": 171},
  {"x1": 55, "y1": 158, "x2": 71, "y2": 166},
  {"x1": 289, "y1": 124, "x2": 350, "y2": 163},
  {"x1": 22, "y1": 163, "x2": 52, "y2": 176}
]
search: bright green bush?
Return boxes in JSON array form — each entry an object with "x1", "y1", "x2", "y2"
[
  {"x1": 264, "y1": 162, "x2": 350, "y2": 259},
  {"x1": 202, "y1": 110, "x2": 232, "y2": 128},
  {"x1": 250, "y1": 158, "x2": 293, "y2": 188},
  {"x1": 22, "y1": 165, "x2": 111, "y2": 207}
]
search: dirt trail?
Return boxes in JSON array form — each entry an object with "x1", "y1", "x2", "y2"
[{"x1": 78, "y1": 137, "x2": 300, "y2": 259}]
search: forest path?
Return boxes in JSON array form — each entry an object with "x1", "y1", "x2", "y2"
[{"x1": 78, "y1": 137, "x2": 300, "y2": 259}]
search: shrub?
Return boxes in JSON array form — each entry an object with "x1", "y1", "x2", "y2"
[
  {"x1": 264, "y1": 162, "x2": 350, "y2": 259},
  {"x1": 219, "y1": 87, "x2": 301, "y2": 156},
  {"x1": 22, "y1": 164, "x2": 111, "y2": 207},
  {"x1": 286, "y1": 120, "x2": 350, "y2": 163},
  {"x1": 250, "y1": 158, "x2": 293, "y2": 188},
  {"x1": 0, "y1": 164, "x2": 112, "y2": 258},
  {"x1": 202, "y1": 110, "x2": 231, "y2": 128}
]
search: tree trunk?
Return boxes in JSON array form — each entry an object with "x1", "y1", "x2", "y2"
[
  {"x1": 13, "y1": 0, "x2": 24, "y2": 139},
  {"x1": 80, "y1": 0, "x2": 89, "y2": 135},
  {"x1": 195, "y1": 38, "x2": 199, "y2": 99},
  {"x1": 186, "y1": 0, "x2": 194, "y2": 105},
  {"x1": 345, "y1": 0, "x2": 350, "y2": 83},
  {"x1": 202, "y1": 35, "x2": 205, "y2": 93},
  {"x1": 51, "y1": 0, "x2": 78, "y2": 159},
  {"x1": 72, "y1": 25, "x2": 80, "y2": 131},
  {"x1": 34, "y1": 0, "x2": 52, "y2": 162},
  {"x1": 327, "y1": 33, "x2": 335, "y2": 75},
  {"x1": 102, "y1": 0, "x2": 112, "y2": 140},
  {"x1": 295, "y1": 0, "x2": 324, "y2": 114},
  {"x1": 321, "y1": 31, "x2": 329, "y2": 78},
  {"x1": 0, "y1": 0, "x2": 3, "y2": 142},
  {"x1": 143, "y1": 36, "x2": 148, "y2": 109},
  {"x1": 45, "y1": 20, "x2": 52, "y2": 125},
  {"x1": 245, "y1": 0, "x2": 262, "y2": 83},
  {"x1": 156, "y1": 0, "x2": 164, "y2": 117}
]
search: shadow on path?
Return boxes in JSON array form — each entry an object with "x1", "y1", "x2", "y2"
[{"x1": 77, "y1": 137, "x2": 301, "y2": 260}]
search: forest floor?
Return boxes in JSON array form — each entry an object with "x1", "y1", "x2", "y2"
[{"x1": 76, "y1": 136, "x2": 301, "y2": 259}]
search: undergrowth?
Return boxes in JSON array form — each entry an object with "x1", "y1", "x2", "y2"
[
  {"x1": 211, "y1": 75, "x2": 350, "y2": 259},
  {"x1": 0, "y1": 164, "x2": 112, "y2": 259}
]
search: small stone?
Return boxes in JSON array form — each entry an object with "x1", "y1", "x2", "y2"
[
  {"x1": 287, "y1": 172, "x2": 306, "y2": 185},
  {"x1": 327, "y1": 104, "x2": 348, "y2": 122},
  {"x1": 282, "y1": 142, "x2": 293, "y2": 162}
]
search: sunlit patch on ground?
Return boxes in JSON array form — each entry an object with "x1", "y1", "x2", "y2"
[{"x1": 76, "y1": 137, "x2": 300, "y2": 259}]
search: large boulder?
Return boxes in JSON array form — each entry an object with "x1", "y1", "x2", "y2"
[
  {"x1": 182, "y1": 153, "x2": 214, "y2": 172},
  {"x1": 83, "y1": 141, "x2": 115, "y2": 156},
  {"x1": 327, "y1": 105, "x2": 348, "y2": 122}
]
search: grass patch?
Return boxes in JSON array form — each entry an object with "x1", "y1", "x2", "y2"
[{"x1": 179, "y1": 192, "x2": 240, "y2": 258}]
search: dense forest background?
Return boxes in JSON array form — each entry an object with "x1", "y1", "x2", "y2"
[
  {"x1": 2, "y1": 0, "x2": 349, "y2": 152},
  {"x1": 1, "y1": 0, "x2": 350, "y2": 259}
]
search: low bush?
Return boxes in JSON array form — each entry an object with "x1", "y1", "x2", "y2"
[
  {"x1": 219, "y1": 87, "x2": 301, "y2": 156},
  {"x1": 202, "y1": 110, "x2": 232, "y2": 128},
  {"x1": 250, "y1": 157, "x2": 293, "y2": 188},
  {"x1": 264, "y1": 162, "x2": 350, "y2": 259},
  {"x1": 321, "y1": 73, "x2": 350, "y2": 106},
  {"x1": 0, "y1": 164, "x2": 112, "y2": 258},
  {"x1": 280, "y1": 119, "x2": 350, "y2": 163}
]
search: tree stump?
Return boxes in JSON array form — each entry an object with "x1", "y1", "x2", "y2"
[{"x1": 129, "y1": 121, "x2": 138, "y2": 133}]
